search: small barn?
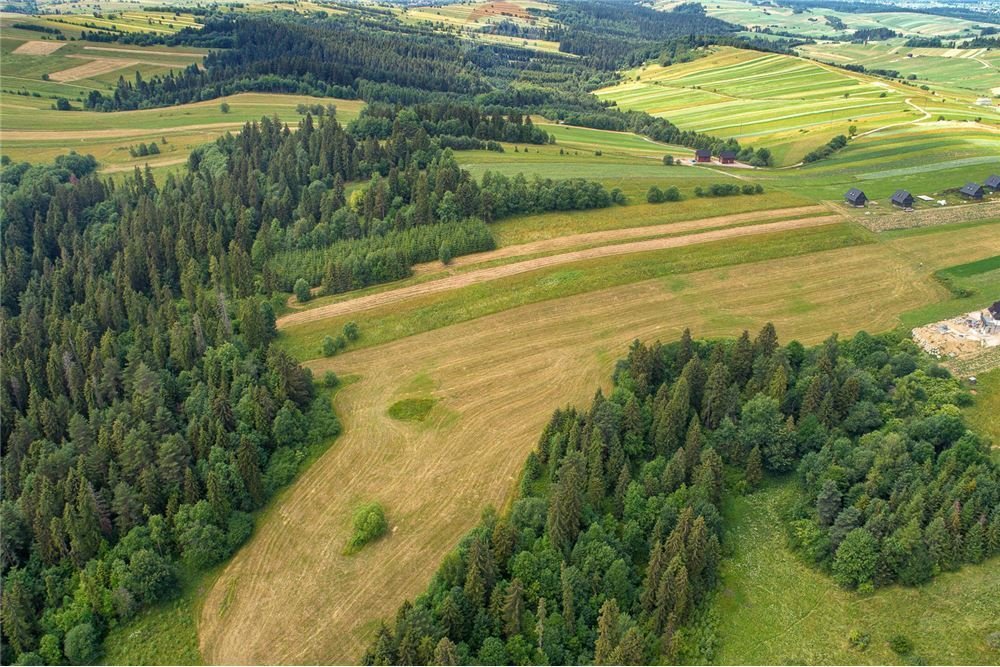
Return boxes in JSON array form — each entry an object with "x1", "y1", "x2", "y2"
[
  {"x1": 959, "y1": 182, "x2": 984, "y2": 200},
  {"x1": 985, "y1": 174, "x2": 1000, "y2": 191},
  {"x1": 844, "y1": 188, "x2": 867, "y2": 207},
  {"x1": 695, "y1": 149, "x2": 712, "y2": 163},
  {"x1": 720, "y1": 150, "x2": 736, "y2": 165},
  {"x1": 890, "y1": 189, "x2": 914, "y2": 208}
]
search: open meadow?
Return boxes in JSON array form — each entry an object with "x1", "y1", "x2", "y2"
[
  {"x1": 595, "y1": 46, "x2": 1000, "y2": 165},
  {"x1": 200, "y1": 215, "x2": 1000, "y2": 663},
  {"x1": 655, "y1": 0, "x2": 999, "y2": 40},
  {"x1": 716, "y1": 478, "x2": 1000, "y2": 665}
]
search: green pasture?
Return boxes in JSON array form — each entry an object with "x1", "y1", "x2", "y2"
[
  {"x1": 277, "y1": 223, "x2": 871, "y2": 359},
  {"x1": 798, "y1": 41, "x2": 1000, "y2": 95},
  {"x1": 714, "y1": 478, "x2": 1000, "y2": 665},
  {"x1": 598, "y1": 47, "x2": 998, "y2": 165},
  {"x1": 1, "y1": 93, "x2": 364, "y2": 170},
  {"x1": 655, "y1": 0, "x2": 998, "y2": 39}
]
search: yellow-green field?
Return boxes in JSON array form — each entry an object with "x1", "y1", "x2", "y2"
[
  {"x1": 655, "y1": 0, "x2": 999, "y2": 39},
  {"x1": 198, "y1": 213, "x2": 1000, "y2": 663},
  {"x1": 798, "y1": 41, "x2": 1000, "y2": 96},
  {"x1": 717, "y1": 478, "x2": 1000, "y2": 665},
  {"x1": 596, "y1": 46, "x2": 1000, "y2": 165}
]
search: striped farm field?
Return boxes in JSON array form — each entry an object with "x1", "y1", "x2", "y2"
[
  {"x1": 797, "y1": 41, "x2": 1000, "y2": 95},
  {"x1": 596, "y1": 46, "x2": 1000, "y2": 165}
]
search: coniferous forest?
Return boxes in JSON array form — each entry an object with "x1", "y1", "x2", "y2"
[{"x1": 365, "y1": 327, "x2": 1000, "y2": 665}]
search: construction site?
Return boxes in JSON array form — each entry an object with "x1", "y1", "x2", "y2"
[{"x1": 912, "y1": 303, "x2": 1000, "y2": 369}]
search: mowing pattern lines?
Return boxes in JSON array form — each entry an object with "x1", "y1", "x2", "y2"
[
  {"x1": 202, "y1": 222, "x2": 1000, "y2": 664},
  {"x1": 276, "y1": 210, "x2": 842, "y2": 328}
]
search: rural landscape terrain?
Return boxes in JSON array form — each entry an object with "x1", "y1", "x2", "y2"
[{"x1": 1, "y1": 0, "x2": 998, "y2": 664}]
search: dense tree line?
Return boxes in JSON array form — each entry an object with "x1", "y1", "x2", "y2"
[
  {"x1": 0, "y1": 148, "x2": 340, "y2": 665},
  {"x1": 803, "y1": 134, "x2": 848, "y2": 163},
  {"x1": 349, "y1": 103, "x2": 551, "y2": 145},
  {"x1": 364, "y1": 326, "x2": 999, "y2": 664}
]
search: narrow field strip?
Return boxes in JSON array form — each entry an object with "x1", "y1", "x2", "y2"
[
  {"x1": 408, "y1": 205, "x2": 831, "y2": 274},
  {"x1": 276, "y1": 213, "x2": 843, "y2": 328},
  {"x1": 12, "y1": 40, "x2": 65, "y2": 55}
]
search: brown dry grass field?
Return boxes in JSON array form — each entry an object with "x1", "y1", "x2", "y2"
[
  {"x1": 199, "y1": 219, "x2": 1000, "y2": 665},
  {"x1": 11, "y1": 40, "x2": 65, "y2": 55},
  {"x1": 48, "y1": 57, "x2": 141, "y2": 82},
  {"x1": 277, "y1": 210, "x2": 842, "y2": 327}
]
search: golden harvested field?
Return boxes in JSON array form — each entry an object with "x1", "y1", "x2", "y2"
[
  {"x1": 200, "y1": 219, "x2": 1000, "y2": 665},
  {"x1": 277, "y1": 209, "x2": 842, "y2": 327},
  {"x1": 11, "y1": 39, "x2": 65, "y2": 55},
  {"x1": 48, "y1": 57, "x2": 142, "y2": 81}
]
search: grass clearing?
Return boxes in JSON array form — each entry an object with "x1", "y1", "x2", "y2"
[
  {"x1": 387, "y1": 398, "x2": 437, "y2": 422},
  {"x1": 715, "y1": 478, "x2": 1000, "y2": 665},
  {"x1": 965, "y1": 368, "x2": 1000, "y2": 455},
  {"x1": 203, "y1": 219, "x2": 1000, "y2": 664}
]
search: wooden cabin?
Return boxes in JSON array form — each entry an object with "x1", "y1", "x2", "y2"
[
  {"x1": 844, "y1": 188, "x2": 867, "y2": 207},
  {"x1": 695, "y1": 149, "x2": 712, "y2": 163},
  {"x1": 720, "y1": 150, "x2": 736, "y2": 165},
  {"x1": 890, "y1": 189, "x2": 914, "y2": 208},
  {"x1": 959, "y1": 182, "x2": 984, "y2": 199},
  {"x1": 984, "y1": 174, "x2": 1000, "y2": 191}
]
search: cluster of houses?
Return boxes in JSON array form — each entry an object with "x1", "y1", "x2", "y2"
[{"x1": 844, "y1": 174, "x2": 1000, "y2": 209}]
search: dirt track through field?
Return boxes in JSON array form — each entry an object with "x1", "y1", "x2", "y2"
[
  {"x1": 410, "y1": 205, "x2": 828, "y2": 274},
  {"x1": 200, "y1": 222, "x2": 1000, "y2": 665},
  {"x1": 277, "y1": 211, "x2": 842, "y2": 328},
  {"x1": 12, "y1": 40, "x2": 65, "y2": 55}
]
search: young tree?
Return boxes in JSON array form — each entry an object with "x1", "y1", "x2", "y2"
[{"x1": 294, "y1": 278, "x2": 311, "y2": 303}]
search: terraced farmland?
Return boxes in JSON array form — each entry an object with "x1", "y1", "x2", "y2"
[
  {"x1": 798, "y1": 41, "x2": 1000, "y2": 95},
  {"x1": 655, "y1": 0, "x2": 998, "y2": 39},
  {"x1": 596, "y1": 46, "x2": 999, "y2": 164}
]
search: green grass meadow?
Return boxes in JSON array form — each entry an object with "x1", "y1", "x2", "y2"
[{"x1": 715, "y1": 478, "x2": 1000, "y2": 665}]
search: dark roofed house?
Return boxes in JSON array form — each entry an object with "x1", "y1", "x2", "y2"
[
  {"x1": 984, "y1": 174, "x2": 1000, "y2": 191},
  {"x1": 720, "y1": 150, "x2": 736, "y2": 164},
  {"x1": 959, "y1": 182, "x2": 984, "y2": 199},
  {"x1": 844, "y1": 188, "x2": 867, "y2": 207},
  {"x1": 890, "y1": 189, "x2": 914, "y2": 208},
  {"x1": 990, "y1": 301, "x2": 1000, "y2": 319},
  {"x1": 695, "y1": 149, "x2": 712, "y2": 163}
]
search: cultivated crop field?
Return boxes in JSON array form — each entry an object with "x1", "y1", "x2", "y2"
[
  {"x1": 654, "y1": 0, "x2": 998, "y2": 39},
  {"x1": 797, "y1": 41, "x2": 1000, "y2": 95},
  {"x1": 200, "y1": 216, "x2": 1000, "y2": 663},
  {"x1": 596, "y1": 46, "x2": 999, "y2": 165}
]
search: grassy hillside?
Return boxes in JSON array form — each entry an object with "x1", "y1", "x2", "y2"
[
  {"x1": 715, "y1": 479, "x2": 1000, "y2": 665},
  {"x1": 595, "y1": 46, "x2": 1000, "y2": 165}
]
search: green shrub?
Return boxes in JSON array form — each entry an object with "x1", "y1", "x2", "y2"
[
  {"x1": 323, "y1": 370, "x2": 340, "y2": 388},
  {"x1": 849, "y1": 630, "x2": 870, "y2": 651},
  {"x1": 64, "y1": 624, "x2": 99, "y2": 665},
  {"x1": 294, "y1": 278, "x2": 311, "y2": 303},
  {"x1": 345, "y1": 502, "x2": 388, "y2": 554},
  {"x1": 343, "y1": 321, "x2": 360, "y2": 341},
  {"x1": 889, "y1": 635, "x2": 913, "y2": 656}
]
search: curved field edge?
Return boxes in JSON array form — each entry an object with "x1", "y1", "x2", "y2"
[
  {"x1": 101, "y1": 383, "x2": 353, "y2": 664},
  {"x1": 714, "y1": 478, "x2": 1000, "y2": 665},
  {"x1": 200, "y1": 220, "x2": 1000, "y2": 664}
]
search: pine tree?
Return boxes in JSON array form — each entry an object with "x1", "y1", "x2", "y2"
[
  {"x1": 502, "y1": 577, "x2": 525, "y2": 637},
  {"x1": 433, "y1": 637, "x2": 459, "y2": 666},
  {"x1": 547, "y1": 452, "x2": 585, "y2": 555},
  {"x1": 561, "y1": 563, "x2": 576, "y2": 631},
  {"x1": 594, "y1": 598, "x2": 622, "y2": 664}
]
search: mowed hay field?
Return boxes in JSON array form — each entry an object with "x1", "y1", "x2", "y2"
[
  {"x1": 595, "y1": 47, "x2": 1000, "y2": 165},
  {"x1": 200, "y1": 219, "x2": 1000, "y2": 664},
  {"x1": 716, "y1": 479, "x2": 1000, "y2": 665}
]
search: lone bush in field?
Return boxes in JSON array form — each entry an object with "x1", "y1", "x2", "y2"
[
  {"x1": 219, "y1": 101, "x2": 230, "y2": 113},
  {"x1": 646, "y1": 186, "x2": 664, "y2": 203},
  {"x1": 345, "y1": 502, "x2": 388, "y2": 554},
  {"x1": 294, "y1": 278, "x2": 311, "y2": 303},
  {"x1": 343, "y1": 321, "x2": 360, "y2": 341},
  {"x1": 322, "y1": 335, "x2": 337, "y2": 357}
]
